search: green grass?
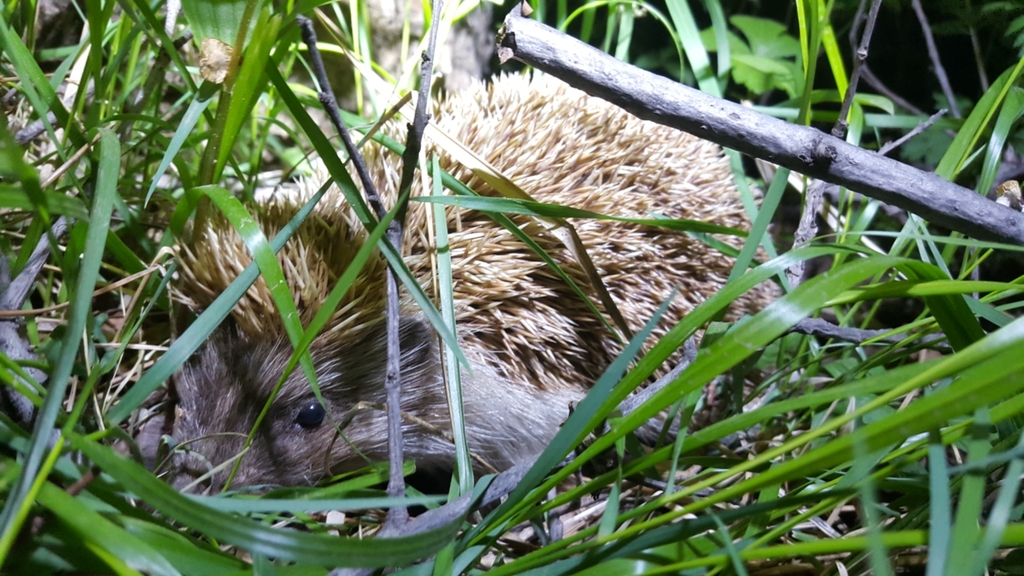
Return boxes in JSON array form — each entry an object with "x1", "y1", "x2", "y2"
[{"x1": 3, "y1": 0, "x2": 1024, "y2": 574}]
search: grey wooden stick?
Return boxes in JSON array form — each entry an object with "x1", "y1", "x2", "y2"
[{"x1": 497, "y1": 7, "x2": 1024, "y2": 246}]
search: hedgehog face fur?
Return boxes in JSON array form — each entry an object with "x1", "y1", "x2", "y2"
[{"x1": 170, "y1": 73, "x2": 776, "y2": 490}]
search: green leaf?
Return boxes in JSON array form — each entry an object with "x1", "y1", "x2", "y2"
[
  {"x1": 977, "y1": 86, "x2": 1024, "y2": 196},
  {"x1": 181, "y1": 0, "x2": 254, "y2": 46},
  {"x1": 120, "y1": 518, "x2": 245, "y2": 575},
  {"x1": 732, "y1": 53, "x2": 799, "y2": 97},
  {"x1": 0, "y1": 185, "x2": 90, "y2": 221},
  {"x1": 936, "y1": 60, "x2": 1024, "y2": 180},
  {"x1": 730, "y1": 15, "x2": 800, "y2": 59}
]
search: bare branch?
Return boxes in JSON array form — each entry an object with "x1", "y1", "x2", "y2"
[{"x1": 496, "y1": 7, "x2": 1024, "y2": 246}]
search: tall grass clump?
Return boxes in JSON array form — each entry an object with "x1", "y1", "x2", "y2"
[{"x1": 2, "y1": 0, "x2": 1024, "y2": 573}]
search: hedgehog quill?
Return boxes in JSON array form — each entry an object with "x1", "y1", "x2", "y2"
[{"x1": 169, "y1": 73, "x2": 775, "y2": 490}]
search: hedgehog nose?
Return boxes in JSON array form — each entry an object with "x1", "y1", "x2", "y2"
[
  {"x1": 170, "y1": 437, "x2": 254, "y2": 494},
  {"x1": 170, "y1": 451, "x2": 226, "y2": 494}
]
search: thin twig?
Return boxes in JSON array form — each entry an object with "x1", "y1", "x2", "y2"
[
  {"x1": 615, "y1": 337, "x2": 697, "y2": 420},
  {"x1": 296, "y1": 16, "x2": 387, "y2": 220},
  {"x1": 297, "y1": 15, "x2": 420, "y2": 526},
  {"x1": 380, "y1": 0, "x2": 444, "y2": 533},
  {"x1": 789, "y1": 318, "x2": 947, "y2": 349},
  {"x1": 827, "y1": 109, "x2": 947, "y2": 229},
  {"x1": 910, "y1": 0, "x2": 961, "y2": 118},
  {"x1": 833, "y1": 0, "x2": 882, "y2": 140},
  {"x1": 786, "y1": 180, "x2": 827, "y2": 287},
  {"x1": 848, "y1": 0, "x2": 867, "y2": 48},
  {"x1": 968, "y1": 17, "x2": 989, "y2": 91},
  {"x1": 879, "y1": 109, "x2": 947, "y2": 156}
]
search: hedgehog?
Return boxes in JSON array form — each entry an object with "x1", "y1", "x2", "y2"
[{"x1": 169, "y1": 73, "x2": 776, "y2": 490}]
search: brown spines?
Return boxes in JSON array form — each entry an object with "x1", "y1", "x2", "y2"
[{"x1": 175, "y1": 73, "x2": 775, "y2": 393}]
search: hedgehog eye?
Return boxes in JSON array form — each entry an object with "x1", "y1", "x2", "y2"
[{"x1": 294, "y1": 402, "x2": 326, "y2": 429}]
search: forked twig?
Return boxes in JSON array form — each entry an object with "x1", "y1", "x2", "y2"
[{"x1": 833, "y1": 0, "x2": 882, "y2": 140}]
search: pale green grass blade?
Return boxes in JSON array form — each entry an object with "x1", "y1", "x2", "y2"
[
  {"x1": 709, "y1": 512, "x2": 748, "y2": 576},
  {"x1": 414, "y1": 195, "x2": 746, "y2": 236},
  {"x1": 181, "y1": 0, "x2": 253, "y2": 45},
  {"x1": 267, "y1": 179, "x2": 398, "y2": 423},
  {"x1": 665, "y1": 0, "x2": 716, "y2": 93},
  {"x1": 793, "y1": 0, "x2": 827, "y2": 125},
  {"x1": 925, "y1": 432, "x2": 952, "y2": 576},
  {"x1": 0, "y1": 185, "x2": 89, "y2": 220},
  {"x1": 977, "y1": 85, "x2": 1024, "y2": 196},
  {"x1": 703, "y1": 0, "x2": 730, "y2": 78},
  {"x1": 0, "y1": 125, "x2": 51, "y2": 220},
  {"x1": 970, "y1": 432, "x2": 1024, "y2": 576},
  {"x1": 429, "y1": 155, "x2": 472, "y2": 494},
  {"x1": 0, "y1": 12, "x2": 78, "y2": 152},
  {"x1": 265, "y1": 63, "x2": 465, "y2": 366},
  {"x1": 947, "y1": 409, "x2": 992, "y2": 575},
  {"x1": 727, "y1": 166, "x2": 788, "y2": 283},
  {"x1": 186, "y1": 493, "x2": 440, "y2": 514},
  {"x1": 936, "y1": 59, "x2": 1024, "y2": 180},
  {"x1": 473, "y1": 285, "x2": 684, "y2": 543},
  {"x1": 820, "y1": 19, "x2": 847, "y2": 99},
  {"x1": 214, "y1": 12, "x2": 282, "y2": 180},
  {"x1": 853, "y1": 438, "x2": 895, "y2": 576},
  {"x1": 144, "y1": 83, "x2": 218, "y2": 205},
  {"x1": 188, "y1": 186, "x2": 322, "y2": 398},
  {"x1": 120, "y1": 517, "x2": 246, "y2": 575},
  {"x1": 561, "y1": 1, "x2": 685, "y2": 83},
  {"x1": 613, "y1": 5, "x2": 632, "y2": 61}
]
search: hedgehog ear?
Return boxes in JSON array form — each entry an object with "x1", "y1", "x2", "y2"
[
  {"x1": 397, "y1": 315, "x2": 436, "y2": 367},
  {"x1": 348, "y1": 314, "x2": 437, "y2": 370}
]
